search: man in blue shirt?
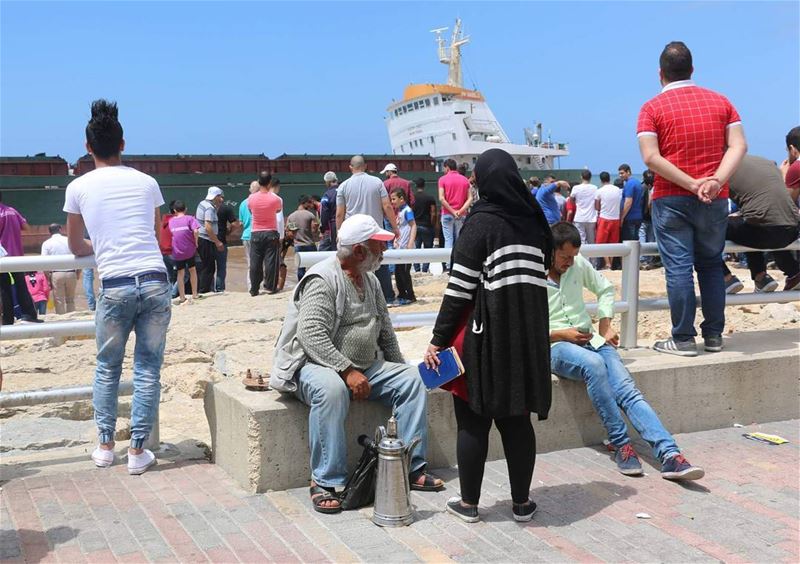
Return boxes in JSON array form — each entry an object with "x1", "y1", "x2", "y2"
[
  {"x1": 535, "y1": 174, "x2": 566, "y2": 225},
  {"x1": 618, "y1": 164, "x2": 645, "y2": 242}
]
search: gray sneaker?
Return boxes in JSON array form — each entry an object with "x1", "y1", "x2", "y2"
[
  {"x1": 653, "y1": 338, "x2": 698, "y2": 357},
  {"x1": 725, "y1": 275, "x2": 744, "y2": 294},
  {"x1": 754, "y1": 274, "x2": 779, "y2": 293},
  {"x1": 704, "y1": 335, "x2": 723, "y2": 352}
]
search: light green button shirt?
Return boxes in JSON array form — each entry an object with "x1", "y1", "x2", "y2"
[{"x1": 546, "y1": 254, "x2": 615, "y2": 349}]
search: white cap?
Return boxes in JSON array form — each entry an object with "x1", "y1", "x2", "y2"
[
  {"x1": 206, "y1": 186, "x2": 224, "y2": 200},
  {"x1": 323, "y1": 171, "x2": 338, "y2": 183},
  {"x1": 338, "y1": 214, "x2": 395, "y2": 246},
  {"x1": 379, "y1": 163, "x2": 398, "y2": 174}
]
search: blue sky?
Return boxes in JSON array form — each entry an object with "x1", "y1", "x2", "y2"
[{"x1": 1, "y1": 1, "x2": 797, "y2": 171}]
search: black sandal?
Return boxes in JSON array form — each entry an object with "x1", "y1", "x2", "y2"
[
  {"x1": 309, "y1": 485, "x2": 342, "y2": 514},
  {"x1": 409, "y1": 470, "x2": 444, "y2": 492}
]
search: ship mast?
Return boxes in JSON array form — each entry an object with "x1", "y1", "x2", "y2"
[{"x1": 431, "y1": 18, "x2": 470, "y2": 88}]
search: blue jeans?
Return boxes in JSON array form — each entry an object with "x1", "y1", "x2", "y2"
[
  {"x1": 94, "y1": 280, "x2": 171, "y2": 449},
  {"x1": 83, "y1": 269, "x2": 96, "y2": 311},
  {"x1": 639, "y1": 221, "x2": 656, "y2": 264},
  {"x1": 35, "y1": 301, "x2": 47, "y2": 315},
  {"x1": 441, "y1": 214, "x2": 464, "y2": 250},
  {"x1": 621, "y1": 220, "x2": 642, "y2": 242},
  {"x1": 294, "y1": 244, "x2": 318, "y2": 280},
  {"x1": 162, "y1": 255, "x2": 180, "y2": 298},
  {"x1": 551, "y1": 342, "x2": 679, "y2": 463},
  {"x1": 215, "y1": 244, "x2": 228, "y2": 292},
  {"x1": 295, "y1": 360, "x2": 429, "y2": 487},
  {"x1": 375, "y1": 264, "x2": 395, "y2": 302},
  {"x1": 652, "y1": 196, "x2": 728, "y2": 341}
]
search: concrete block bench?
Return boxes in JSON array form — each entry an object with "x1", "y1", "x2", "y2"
[{"x1": 204, "y1": 328, "x2": 800, "y2": 493}]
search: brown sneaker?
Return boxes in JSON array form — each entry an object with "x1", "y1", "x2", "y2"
[{"x1": 784, "y1": 272, "x2": 800, "y2": 292}]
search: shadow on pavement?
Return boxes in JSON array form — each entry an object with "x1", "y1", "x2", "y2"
[
  {"x1": 483, "y1": 481, "x2": 637, "y2": 526},
  {"x1": 0, "y1": 526, "x2": 78, "y2": 563}
]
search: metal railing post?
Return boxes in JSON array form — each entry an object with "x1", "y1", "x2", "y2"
[{"x1": 619, "y1": 240, "x2": 641, "y2": 349}]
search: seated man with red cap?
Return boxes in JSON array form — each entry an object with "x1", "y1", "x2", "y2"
[{"x1": 271, "y1": 214, "x2": 442, "y2": 514}]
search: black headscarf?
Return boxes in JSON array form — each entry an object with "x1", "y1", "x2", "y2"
[{"x1": 469, "y1": 148, "x2": 554, "y2": 267}]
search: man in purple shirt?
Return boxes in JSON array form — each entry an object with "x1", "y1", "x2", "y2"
[{"x1": 0, "y1": 192, "x2": 40, "y2": 324}]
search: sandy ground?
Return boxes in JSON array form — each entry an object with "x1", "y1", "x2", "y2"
[{"x1": 2, "y1": 246, "x2": 798, "y2": 451}]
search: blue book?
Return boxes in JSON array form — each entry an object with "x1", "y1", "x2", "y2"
[{"x1": 418, "y1": 347, "x2": 465, "y2": 390}]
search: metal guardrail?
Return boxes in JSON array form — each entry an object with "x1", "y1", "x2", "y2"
[
  {"x1": 1, "y1": 240, "x2": 797, "y2": 425},
  {"x1": 297, "y1": 240, "x2": 800, "y2": 348},
  {"x1": 0, "y1": 254, "x2": 159, "y2": 448}
]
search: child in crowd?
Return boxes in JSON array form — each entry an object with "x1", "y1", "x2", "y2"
[
  {"x1": 167, "y1": 200, "x2": 201, "y2": 304},
  {"x1": 26, "y1": 271, "x2": 50, "y2": 315},
  {"x1": 391, "y1": 188, "x2": 417, "y2": 305}
]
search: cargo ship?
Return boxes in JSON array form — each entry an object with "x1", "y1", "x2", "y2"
[
  {"x1": 2, "y1": 20, "x2": 580, "y2": 251},
  {"x1": 386, "y1": 18, "x2": 569, "y2": 170}
]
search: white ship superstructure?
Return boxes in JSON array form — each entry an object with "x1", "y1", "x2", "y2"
[{"x1": 386, "y1": 18, "x2": 569, "y2": 170}]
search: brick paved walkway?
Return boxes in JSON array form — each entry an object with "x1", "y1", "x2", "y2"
[{"x1": 2, "y1": 420, "x2": 798, "y2": 563}]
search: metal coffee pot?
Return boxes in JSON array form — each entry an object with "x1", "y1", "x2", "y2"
[{"x1": 371, "y1": 414, "x2": 420, "y2": 527}]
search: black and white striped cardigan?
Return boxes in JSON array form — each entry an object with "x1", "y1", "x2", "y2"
[{"x1": 431, "y1": 212, "x2": 552, "y2": 419}]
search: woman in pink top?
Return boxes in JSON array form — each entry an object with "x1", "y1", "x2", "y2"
[
  {"x1": 26, "y1": 271, "x2": 50, "y2": 315},
  {"x1": 247, "y1": 175, "x2": 284, "y2": 295}
]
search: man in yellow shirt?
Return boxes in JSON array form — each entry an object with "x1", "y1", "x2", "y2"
[{"x1": 547, "y1": 222, "x2": 704, "y2": 482}]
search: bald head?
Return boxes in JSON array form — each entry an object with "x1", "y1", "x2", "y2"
[
  {"x1": 350, "y1": 155, "x2": 366, "y2": 171},
  {"x1": 249, "y1": 180, "x2": 259, "y2": 194}
]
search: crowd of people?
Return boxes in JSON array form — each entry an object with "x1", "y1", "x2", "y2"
[{"x1": 0, "y1": 41, "x2": 798, "y2": 528}]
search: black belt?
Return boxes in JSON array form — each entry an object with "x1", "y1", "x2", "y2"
[{"x1": 102, "y1": 271, "x2": 168, "y2": 289}]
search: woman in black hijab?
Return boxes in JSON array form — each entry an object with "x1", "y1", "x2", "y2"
[{"x1": 424, "y1": 148, "x2": 553, "y2": 523}]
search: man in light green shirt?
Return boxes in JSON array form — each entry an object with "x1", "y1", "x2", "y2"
[{"x1": 546, "y1": 222, "x2": 704, "y2": 482}]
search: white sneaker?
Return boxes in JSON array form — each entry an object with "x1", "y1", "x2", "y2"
[
  {"x1": 128, "y1": 449, "x2": 157, "y2": 475},
  {"x1": 91, "y1": 446, "x2": 115, "y2": 468}
]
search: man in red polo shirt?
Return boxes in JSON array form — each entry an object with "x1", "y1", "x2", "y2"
[
  {"x1": 637, "y1": 41, "x2": 747, "y2": 357},
  {"x1": 438, "y1": 159, "x2": 472, "y2": 264}
]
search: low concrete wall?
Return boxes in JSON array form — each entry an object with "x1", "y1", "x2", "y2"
[{"x1": 204, "y1": 329, "x2": 800, "y2": 493}]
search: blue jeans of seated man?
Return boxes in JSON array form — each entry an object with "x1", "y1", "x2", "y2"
[
  {"x1": 295, "y1": 360, "x2": 429, "y2": 487},
  {"x1": 652, "y1": 196, "x2": 728, "y2": 342},
  {"x1": 551, "y1": 342, "x2": 679, "y2": 463},
  {"x1": 94, "y1": 280, "x2": 171, "y2": 449},
  {"x1": 83, "y1": 268, "x2": 96, "y2": 311}
]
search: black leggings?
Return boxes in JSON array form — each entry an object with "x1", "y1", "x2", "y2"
[{"x1": 453, "y1": 395, "x2": 536, "y2": 505}]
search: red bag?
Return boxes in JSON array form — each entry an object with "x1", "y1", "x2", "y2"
[{"x1": 440, "y1": 311, "x2": 470, "y2": 402}]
